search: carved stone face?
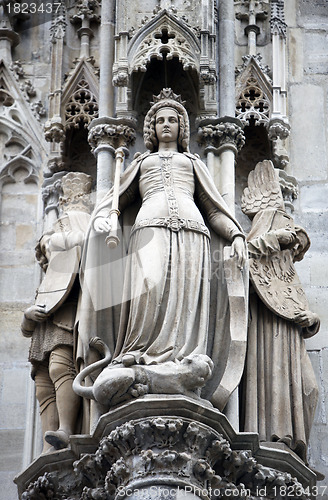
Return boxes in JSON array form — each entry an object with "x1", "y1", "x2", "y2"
[{"x1": 155, "y1": 108, "x2": 179, "y2": 145}]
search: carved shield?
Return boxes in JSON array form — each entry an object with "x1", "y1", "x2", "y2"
[
  {"x1": 35, "y1": 246, "x2": 81, "y2": 315},
  {"x1": 249, "y1": 212, "x2": 309, "y2": 321}
]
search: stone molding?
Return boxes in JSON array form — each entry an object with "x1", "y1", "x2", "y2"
[{"x1": 15, "y1": 397, "x2": 317, "y2": 499}]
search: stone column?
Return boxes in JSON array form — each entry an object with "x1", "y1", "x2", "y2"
[
  {"x1": 218, "y1": 0, "x2": 235, "y2": 118},
  {"x1": 70, "y1": 0, "x2": 100, "y2": 60},
  {"x1": 88, "y1": 118, "x2": 136, "y2": 201},
  {"x1": 235, "y1": 0, "x2": 268, "y2": 57},
  {"x1": 44, "y1": 8, "x2": 67, "y2": 174},
  {"x1": 197, "y1": 118, "x2": 245, "y2": 211},
  {"x1": 270, "y1": 0, "x2": 287, "y2": 121},
  {"x1": 266, "y1": 0, "x2": 290, "y2": 171},
  {"x1": 88, "y1": 0, "x2": 135, "y2": 200}
]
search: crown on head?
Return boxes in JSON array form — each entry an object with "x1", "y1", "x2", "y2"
[{"x1": 151, "y1": 88, "x2": 186, "y2": 106}]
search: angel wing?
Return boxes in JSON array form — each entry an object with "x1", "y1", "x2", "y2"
[{"x1": 241, "y1": 159, "x2": 285, "y2": 217}]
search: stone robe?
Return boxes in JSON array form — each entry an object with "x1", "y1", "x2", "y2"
[
  {"x1": 241, "y1": 210, "x2": 319, "y2": 462},
  {"x1": 77, "y1": 151, "x2": 245, "y2": 410}
]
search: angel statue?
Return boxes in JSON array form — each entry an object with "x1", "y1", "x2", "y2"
[
  {"x1": 240, "y1": 160, "x2": 320, "y2": 463},
  {"x1": 74, "y1": 89, "x2": 247, "y2": 424}
]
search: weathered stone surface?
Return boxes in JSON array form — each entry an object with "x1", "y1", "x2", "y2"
[
  {"x1": 304, "y1": 30, "x2": 328, "y2": 74},
  {"x1": 299, "y1": 0, "x2": 328, "y2": 18},
  {"x1": 0, "y1": 473, "x2": 19, "y2": 500},
  {"x1": 288, "y1": 28, "x2": 304, "y2": 82},
  {"x1": 289, "y1": 84, "x2": 327, "y2": 181}
]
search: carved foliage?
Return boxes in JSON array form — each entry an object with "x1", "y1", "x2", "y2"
[
  {"x1": 21, "y1": 418, "x2": 311, "y2": 500},
  {"x1": 198, "y1": 121, "x2": 246, "y2": 152},
  {"x1": 271, "y1": 0, "x2": 287, "y2": 37},
  {"x1": 50, "y1": 2, "x2": 67, "y2": 41},
  {"x1": 88, "y1": 122, "x2": 136, "y2": 151}
]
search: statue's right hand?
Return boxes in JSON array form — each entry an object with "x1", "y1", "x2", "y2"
[
  {"x1": 24, "y1": 304, "x2": 48, "y2": 323},
  {"x1": 275, "y1": 228, "x2": 298, "y2": 248},
  {"x1": 93, "y1": 217, "x2": 112, "y2": 234}
]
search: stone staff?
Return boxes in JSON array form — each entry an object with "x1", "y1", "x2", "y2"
[{"x1": 105, "y1": 147, "x2": 125, "y2": 248}]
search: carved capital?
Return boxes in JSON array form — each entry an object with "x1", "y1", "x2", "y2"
[
  {"x1": 44, "y1": 117, "x2": 66, "y2": 143},
  {"x1": 199, "y1": 68, "x2": 217, "y2": 85},
  {"x1": 267, "y1": 118, "x2": 290, "y2": 141},
  {"x1": 112, "y1": 69, "x2": 129, "y2": 87},
  {"x1": 91, "y1": 418, "x2": 226, "y2": 498},
  {"x1": 88, "y1": 117, "x2": 137, "y2": 152},
  {"x1": 197, "y1": 117, "x2": 245, "y2": 154},
  {"x1": 267, "y1": 118, "x2": 290, "y2": 169},
  {"x1": 42, "y1": 172, "x2": 67, "y2": 215}
]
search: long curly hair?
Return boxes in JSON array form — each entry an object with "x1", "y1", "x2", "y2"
[{"x1": 143, "y1": 91, "x2": 190, "y2": 153}]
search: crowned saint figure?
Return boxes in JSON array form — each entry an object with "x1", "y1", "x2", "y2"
[{"x1": 76, "y1": 90, "x2": 247, "y2": 423}]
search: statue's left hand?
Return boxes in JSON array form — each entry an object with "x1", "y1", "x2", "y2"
[
  {"x1": 294, "y1": 310, "x2": 320, "y2": 328},
  {"x1": 24, "y1": 304, "x2": 49, "y2": 323},
  {"x1": 230, "y1": 236, "x2": 247, "y2": 270}
]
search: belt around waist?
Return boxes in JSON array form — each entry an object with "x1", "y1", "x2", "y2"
[{"x1": 131, "y1": 217, "x2": 210, "y2": 238}]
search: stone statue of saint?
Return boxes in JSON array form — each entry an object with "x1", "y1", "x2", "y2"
[
  {"x1": 75, "y1": 89, "x2": 247, "y2": 418},
  {"x1": 240, "y1": 160, "x2": 319, "y2": 463},
  {"x1": 21, "y1": 172, "x2": 92, "y2": 452}
]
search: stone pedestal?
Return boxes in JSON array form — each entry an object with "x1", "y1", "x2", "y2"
[{"x1": 15, "y1": 397, "x2": 317, "y2": 499}]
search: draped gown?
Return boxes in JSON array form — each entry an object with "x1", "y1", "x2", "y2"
[
  {"x1": 77, "y1": 150, "x2": 244, "y2": 406},
  {"x1": 112, "y1": 151, "x2": 212, "y2": 365}
]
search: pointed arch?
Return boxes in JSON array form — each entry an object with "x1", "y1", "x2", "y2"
[
  {"x1": 235, "y1": 56, "x2": 272, "y2": 126},
  {"x1": 0, "y1": 154, "x2": 38, "y2": 188},
  {"x1": 128, "y1": 11, "x2": 200, "y2": 75},
  {"x1": 0, "y1": 61, "x2": 47, "y2": 167},
  {"x1": 61, "y1": 59, "x2": 99, "y2": 130}
]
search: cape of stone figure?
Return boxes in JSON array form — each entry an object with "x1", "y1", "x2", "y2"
[
  {"x1": 74, "y1": 90, "x2": 247, "y2": 426},
  {"x1": 240, "y1": 160, "x2": 320, "y2": 462}
]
